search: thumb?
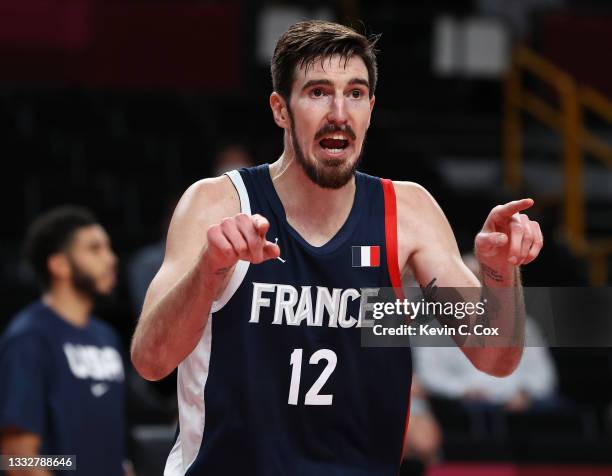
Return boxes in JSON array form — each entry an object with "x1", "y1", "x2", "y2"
[
  {"x1": 263, "y1": 241, "x2": 281, "y2": 261},
  {"x1": 475, "y1": 232, "x2": 507, "y2": 255}
]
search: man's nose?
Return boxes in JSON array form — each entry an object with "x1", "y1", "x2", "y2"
[{"x1": 327, "y1": 94, "x2": 348, "y2": 124}]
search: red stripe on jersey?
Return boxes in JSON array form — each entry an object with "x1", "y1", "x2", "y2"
[
  {"x1": 382, "y1": 178, "x2": 411, "y2": 471},
  {"x1": 381, "y1": 179, "x2": 405, "y2": 300}
]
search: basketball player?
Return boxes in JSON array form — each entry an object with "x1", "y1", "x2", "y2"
[
  {"x1": 0, "y1": 207, "x2": 130, "y2": 476},
  {"x1": 131, "y1": 20, "x2": 543, "y2": 475}
]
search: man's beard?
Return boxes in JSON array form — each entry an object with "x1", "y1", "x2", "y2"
[
  {"x1": 288, "y1": 107, "x2": 364, "y2": 189},
  {"x1": 67, "y1": 257, "x2": 108, "y2": 303}
]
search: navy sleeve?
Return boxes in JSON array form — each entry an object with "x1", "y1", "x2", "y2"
[{"x1": 0, "y1": 333, "x2": 47, "y2": 435}]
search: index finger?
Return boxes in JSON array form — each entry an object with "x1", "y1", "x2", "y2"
[
  {"x1": 252, "y1": 214, "x2": 270, "y2": 237},
  {"x1": 492, "y1": 198, "x2": 534, "y2": 219}
]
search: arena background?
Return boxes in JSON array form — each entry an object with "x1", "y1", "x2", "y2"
[{"x1": 1, "y1": 1, "x2": 612, "y2": 475}]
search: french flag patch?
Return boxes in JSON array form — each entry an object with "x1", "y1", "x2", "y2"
[{"x1": 352, "y1": 246, "x2": 380, "y2": 267}]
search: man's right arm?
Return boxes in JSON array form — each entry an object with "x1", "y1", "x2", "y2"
[
  {"x1": 130, "y1": 176, "x2": 238, "y2": 381},
  {"x1": 130, "y1": 176, "x2": 280, "y2": 381}
]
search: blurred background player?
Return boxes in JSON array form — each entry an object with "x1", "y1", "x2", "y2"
[{"x1": 0, "y1": 206, "x2": 132, "y2": 476}]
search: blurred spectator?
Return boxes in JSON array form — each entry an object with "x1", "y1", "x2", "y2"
[
  {"x1": 127, "y1": 197, "x2": 176, "y2": 317},
  {"x1": 127, "y1": 238, "x2": 165, "y2": 318},
  {"x1": 212, "y1": 142, "x2": 255, "y2": 175},
  {"x1": 413, "y1": 253, "x2": 558, "y2": 412},
  {"x1": 401, "y1": 377, "x2": 443, "y2": 476},
  {"x1": 0, "y1": 206, "x2": 133, "y2": 476},
  {"x1": 415, "y1": 318, "x2": 557, "y2": 411}
]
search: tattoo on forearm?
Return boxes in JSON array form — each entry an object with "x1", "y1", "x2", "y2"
[
  {"x1": 420, "y1": 277, "x2": 469, "y2": 346},
  {"x1": 480, "y1": 263, "x2": 504, "y2": 282},
  {"x1": 421, "y1": 277, "x2": 438, "y2": 301}
]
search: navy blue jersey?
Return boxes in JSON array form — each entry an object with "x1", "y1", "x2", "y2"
[
  {"x1": 165, "y1": 165, "x2": 412, "y2": 476},
  {"x1": 0, "y1": 301, "x2": 125, "y2": 476}
]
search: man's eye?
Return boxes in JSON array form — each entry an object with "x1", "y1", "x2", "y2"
[
  {"x1": 351, "y1": 89, "x2": 361, "y2": 99},
  {"x1": 312, "y1": 88, "x2": 323, "y2": 97}
]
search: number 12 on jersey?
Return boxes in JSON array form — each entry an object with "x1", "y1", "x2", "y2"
[{"x1": 288, "y1": 348, "x2": 337, "y2": 406}]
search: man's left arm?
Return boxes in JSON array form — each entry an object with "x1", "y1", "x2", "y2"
[{"x1": 394, "y1": 182, "x2": 543, "y2": 377}]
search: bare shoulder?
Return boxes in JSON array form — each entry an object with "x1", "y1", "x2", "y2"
[
  {"x1": 138, "y1": 175, "x2": 240, "y2": 320},
  {"x1": 165, "y1": 175, "x2": 240, "y2": 263},
  {"x1": 174, "y1": 175, "x2": 240, "y2": 225},
  {"x1": 392, "y1": 181, "x2": 440, "y2": 213},
  {"x1": 391, "y1": 180, "x2": 455, "y2": 270},
  {"x1": 393, "y1": 181, "x2": 443, "y2": 225}
]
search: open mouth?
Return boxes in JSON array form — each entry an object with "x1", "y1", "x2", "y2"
[{"x1": 319, "y1": 134, "x2": 350, "y2": 154}]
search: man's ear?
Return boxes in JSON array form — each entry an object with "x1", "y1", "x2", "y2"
[
  {"x1": 270, "y1": 92, "x2": 290, "y2": 129},
  {"x1": 47, "y1": 253, "x2": 70, "y2": 282}
]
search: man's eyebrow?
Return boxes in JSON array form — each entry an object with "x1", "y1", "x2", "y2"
[
  {"x1": 301, "y1": 79, "x2": 333, "y2": 91},
  {"x1": 348, "y1": 78, "x2": 370, "y2": 90},
  {"x1": 301, "y1": 78, "x2": 370, "y2": 91}
]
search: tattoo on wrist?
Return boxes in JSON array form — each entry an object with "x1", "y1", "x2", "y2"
[{"x1": 480, "y1": 263, "x2": 504, "y2": 282}]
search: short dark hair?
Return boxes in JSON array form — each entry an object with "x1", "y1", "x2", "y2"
[
  {"x1": 271, "y1": 20, "x2": 380, "y2": 101},
  {"x1": 24, "y1": 205, "x2": 98, "y2": 289}
]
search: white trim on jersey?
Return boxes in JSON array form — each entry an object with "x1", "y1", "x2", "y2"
[
  {"x1": 164, "y1": 170, "x2": 252, "y2": 475},
  {"x1": 211, "y1": 170, "x2": 252, "y2": 313},
  {"x1": 164, "y1": 322, "x2": 212, "y2": 475}
]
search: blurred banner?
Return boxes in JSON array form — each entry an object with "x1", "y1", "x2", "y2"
[{"x1": 0, "y1": 0, "x2": 242, "y2": 90}]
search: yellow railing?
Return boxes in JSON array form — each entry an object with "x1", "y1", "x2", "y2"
[{"x1": 504, "y1": 45, "x2": 612, "y2": 284}]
